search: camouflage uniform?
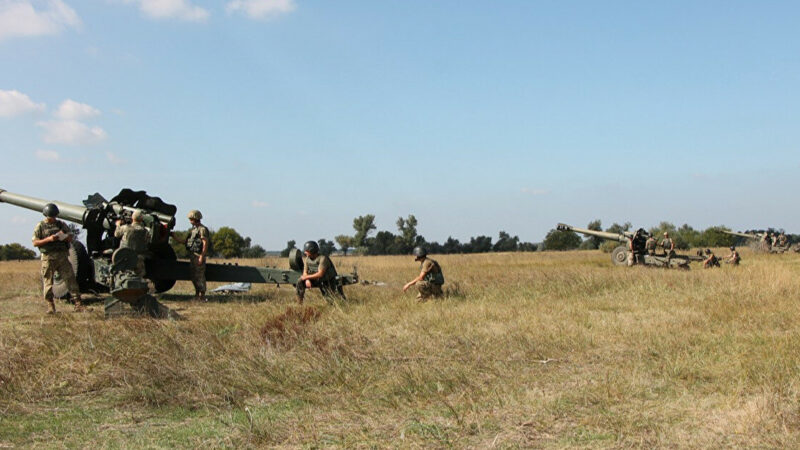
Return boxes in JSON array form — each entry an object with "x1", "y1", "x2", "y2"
[
  {"x1": 645, "y1": 236, "x2": 657, "y2": 256},
  {"x1": 727, "y1": 250, "x2": 741, "y2": 265},
  {"x1": 186, "y1": 224, "x2": 209, "y2": 294},
  {"x1": 660, "y1": 237, "x2": 675, "y2": 257},
  {"x1": 114, "y1": 222, "x2": 151, "y2": 277},
  {"x1": 32, "y1": 219, "x2": 80, "y2": 302},
  {"x1": 296, "y1": 254, "x2": 344, "y2": 302},
  {"x1": 416, "y1": 258, "x2": 444, "y2": 300}
]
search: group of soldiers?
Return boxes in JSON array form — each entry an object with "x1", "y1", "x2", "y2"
[
  {"x1": 627, "y1": 229, "x2": 741, "y2": 268},
  {"x1": 32, "y1": 205, "x2": 446, "y2": 313}
]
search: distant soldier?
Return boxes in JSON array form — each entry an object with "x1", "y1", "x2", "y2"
[
  {"x1": 702, "y1": 249, "x2": 720, "y2": 268},
  {"x1": 31, "y1": 203, "x2": 84, "y2": 314},
  {"x1": 725, "y1": 246, "x2": 741, "y2": 265},
  {"x1": 296, "y1": 240, "x2": 345, "y2": 304},
  {"x1": 645, "y1": 234, "x2": 657, "y2": 256},
  {"x1": 628, "y1": 229, "x2": 648, "y2": 266},
  {"x1": 660, "y1": 232, "x2": 675, "y2": 257},
  {"x1": 778, "y1": 232, "x2": 788, "y2": 248},
  {"x1": 114, "y1": 210, "x2": 151, "y2": 277},
  {"x1": 761, "y1": 233, "x2": 771, "y2": 251},
  {"x1": 403, "y1": 246, "x2": 445, "y2": 302},
  {"x1": 171, "y1": 210, "x2": 209, "y2": 301}
]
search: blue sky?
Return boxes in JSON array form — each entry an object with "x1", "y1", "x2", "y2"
[{"x1": 1, "y1": 0, "x2": 799, "y2": 250}]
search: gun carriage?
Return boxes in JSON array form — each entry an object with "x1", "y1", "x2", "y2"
[
  {"x1": 0, "y1": 188, "x2": 357, "y2": 318},
  {"x1": 721, "y1": 230, "x2": 795, "y2": 253}
]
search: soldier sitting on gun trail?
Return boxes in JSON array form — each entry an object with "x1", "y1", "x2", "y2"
[
  {"x1": 114, "y1": 210, "x2": 151, "y2": 278},
  {"x1": 296, "y1": 240, "x2": 345, "y2": 304},
  {"x1": 725, "y1": 246, "x2": 741, "y2": 265},
  {"x1": 403, "y1": 246, "x2": 445, "y2": 302},
  {"x1": 32, "y1": 203, "x2": 84, "y2": 314},
  {"x1": 702, "y1": 249, "x2": 720, "y2": 268}
]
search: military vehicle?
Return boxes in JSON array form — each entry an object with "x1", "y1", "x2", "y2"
[
  {"x1": 556, "y1": 223, "x2": 703, "y2": 269},
  {"x1": 722, "y1": 230, "x2": 794, "y2": 253},
  {"x1": 0, "y1": 188, "x2": 357, "y2": 318}
]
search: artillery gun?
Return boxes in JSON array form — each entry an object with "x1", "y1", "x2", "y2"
[
  {"x1": 556, "y1": 223, "x2": 702, "y2": 269},
  {"x1": 721, "y1": 230, "x2": 794, "y2": 253},
  {"x1": 0, "y1": 188, "x2": 357, "y2": 318}
]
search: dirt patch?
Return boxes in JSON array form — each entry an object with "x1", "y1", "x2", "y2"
[{"x1": 259, "y1": 306, "x2": 321, "y2": 347}]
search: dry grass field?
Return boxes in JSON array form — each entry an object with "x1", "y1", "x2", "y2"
[{"x1": 1, "y1": 248, "x2": 799, "y2": 448}]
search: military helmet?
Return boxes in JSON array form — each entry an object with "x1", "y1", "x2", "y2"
[
  {"x1": 412, "y1": 246, "x2": 427, "y2": 259},
  {"x1": 187, "y1": 210, "x2": 203, "y2": 220},
  {"x1": 730, "y1": 246, "x2": 736, "y2": 251},
  {"x1": 705, "y1": 249, "x2": 712, "y2": 255},
  {"x1": 303, "y1": 240, "x2": 320, "y2": 254},
  {"x1": 42, "y1": 203, "x2": 59, "y2": 218},
  {"x1": 131, "y1": 210, "x2": 144, "y2": 222}
]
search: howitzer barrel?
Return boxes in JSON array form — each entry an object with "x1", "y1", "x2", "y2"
[
  {"x1": 722, "y1": 230, "x2": 760, "y2": 240},
  {"x1": 556, "y1": 223, "x2": 627, "y2": 243},
  {"x1": 0, "y1": 189, "x2": 87, "y2": 224}
]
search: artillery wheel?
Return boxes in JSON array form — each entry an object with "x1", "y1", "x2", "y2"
[
  {"x1": 52, "y1": 241, "x2": 94, "y2": 301},
  {"x1": 150, "y1": 243, "x2": 177, "y2": 293},
  {"x1": 289, "y1": 248, "x2": 304, "y2": 271},
  {"x1": 611, "y1": 246, "x2": 628, "y2": 266}
]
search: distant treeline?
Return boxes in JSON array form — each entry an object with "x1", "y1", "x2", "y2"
[{"x1": 0, "y1": 243, "x2": 36, "y2": 261}]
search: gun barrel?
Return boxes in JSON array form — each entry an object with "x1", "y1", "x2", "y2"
[
  {"x1": 556, "y1": 223, "x2": 627, "y2": 243},
  {"x1": 722, "y1": 230, "x2": 760, "y2": 240},
  {"x1": 0, "y1": 189, "x2": 87, "y2": 224}
]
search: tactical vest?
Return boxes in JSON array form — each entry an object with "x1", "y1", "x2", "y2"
[
  {"x1": 305, "y1": 255, "x2": 337, "y2": 281},
  {"x1": 186, "y1": 225, "x2": 208, "y2": 254},
  {"x1": 119, "y1": 223, "x2": 150, "y2": 254},
  {"x1": 421, "y1": 258, "x2": 445, "y2": 285},
  {"x1": 36, "y1": 220, "x2": 69, "y2": 254}
]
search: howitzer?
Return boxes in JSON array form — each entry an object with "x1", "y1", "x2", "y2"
[
  {"x1": 0, "y1": 188, "x2": 357, "y2": 318},
  {"x1": 556, "y1": 223, "x2": 698, "y2": 269},
  {"x1": 721, "y1": 230, "x2": 791, "y2": 253}
]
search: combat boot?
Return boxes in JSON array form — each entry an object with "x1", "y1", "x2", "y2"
[
  {"x1": 46, "y1": 300, "x2": 57, "y2": 314},
  {"x1": 73, "y1": 295, "x2": 86, "y2": 312}
]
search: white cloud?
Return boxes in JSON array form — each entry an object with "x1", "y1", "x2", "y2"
[
  {"x1": 0, "y1": 89, "x2": 45, "y2": 117},
  {"x1": 121, "y1": 0, "x2": 209, "y2": 22},
  {"x1": 38, "y1": 119, "x2": 107, "y2": 145},
  {"x1": 0, "y1": 0, "x2": 81, "y2": 41},
  {"x1": 106, "y1": 151, "x2": 126, "y2": 164},
  {"x1": 252, "y1": 200, "x2": 268, "y2": 208},
  {"x1": 54, "y1": 99, "x2": 100, "y2": 120},
  {"x1": 35, "y1": 149, "x2": 60, "y2": 160},
  {"x1": 226, "y1": 0, "x2": 294, "y2": 20}
]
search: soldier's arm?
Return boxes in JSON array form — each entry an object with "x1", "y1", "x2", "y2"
[
  {"x1": 302, "y1": 257, "x2": 328, "y2": 281},
  {"x1": 31, "y1": 226, "x2": 55, "y2": 248},
  {"x1": 403, "y1": 263, "x2": 429, "y2": 292}
]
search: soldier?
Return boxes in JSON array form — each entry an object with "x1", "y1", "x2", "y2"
[
  {"x1": 296, "y1": 240, "x2": 345, "y2": 304},
  {"x1": 645, "y1": 233, "x2": 657, "y2": 256},
  {"x1": 403, "y1": 246, "x2": 445, "y2": 302},
  {"x1": 778, "y1": 232, "x2": 788, "y2": 248},
  {"x1": 31, "y1": 203, "x2": 83, "y2": 314},
  {"x1": 660, "y1": 232, "x2": 675, "y2": 257},
  {"x1": 725, "y1": 246, "x2": 741, "y2": 265},
  {"x1": 702, "y1": 249, "x2": 720, "y2": 268},
  {"x1": 114, "y1": 210, "x2": 151, "y2": 277},
  {"x1": 171, "y1": 210, "x2": 209, "y2": 301}
]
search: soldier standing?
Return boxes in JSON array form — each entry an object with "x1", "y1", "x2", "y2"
[
  {"x1": 725, "y1": 246, "x2": 741, "y2": 265},
  {"x1": 403, "y1": 246, "x2": 445, "y2": 302},
  {"x1": 645, "y1": 234, "x2": 657, "y2": 256},
  {"x1": 114, "y1": 210, "x2": 151, "y2": 277},
  {"x1": 296, "y1": 240, "x2": 345, "y2": 304},
  {"x1": 660, "y1": 232, "x2": 675, "y2": 257},
  {"x1": 171, "y1": 210, "x2": 209, "y2": 301},
  {"x1": 31, "y1": 203, "x2": 83, "y2": 314}
]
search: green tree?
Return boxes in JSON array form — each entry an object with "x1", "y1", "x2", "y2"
[
  {"x1": 493, "y1": 231, "x2": 519, "y2": 252},
  {"x1": 318, "y1": 238, "x2": 336, "y2": 256},
  {"x1": 352, "y1": 214, "x2": 376, "y2": 249},
  {"x1": 543, "y1": 229, "x2": 581, "y2": 251},
  {"x1": 370, "y1": 231, "x2": 399, "y2": 255},
  {"x1": 442, "y1": 236, "x2": 462, "y2": 254},
  {"x1": 580, "y1": 219, "x2": 603, "y2": 249},
  {"x1": 699, "y1": 226, "x2": 737, "y2": 248},
  {"x1": 335, "y1": 235, "x2": 354, "y2": 256},
  {"x1": 395, "y1": 215, "x2": 418, "y2": 254},
  {"x1": 170, "y1": 230, "x2": 191, "y2": 258},
  {"x1": 280, "y1": 240, "x2": 297, "y2": 258},
  {"x1": 464, "y1": 235, "x2": 493, "y2": 253},
  {"x1": 212, "y1": 227, "x2": 246, "y2": 258},
  {"x1": 0, "y1": 243, "x2": 36, "y2": 260},
  {"x1": 242, "y1": 245, "x2": 266, "y2": 258}
]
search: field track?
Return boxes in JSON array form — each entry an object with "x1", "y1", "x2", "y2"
[{"x1": 1, "y1": 249, "x2": 799, "y2": 447}]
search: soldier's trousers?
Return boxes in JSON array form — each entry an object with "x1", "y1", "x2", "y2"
[
  {"x1": 41, "y1": 253, "x2": 79, "y2": 301},
  {"x1": 190, "y1": 254, "x2": 206, "y2": 293},
  {"x1": 416, "y1": 281, "x2": 443, "y2": 300},
  {"x1": 296, "y1": 278, "x2": 345, "y2": 302}
]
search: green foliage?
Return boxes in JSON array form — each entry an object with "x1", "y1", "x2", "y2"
[
  {"x1": 584, "y1": 219, "x2": 603, "y2": 249},
  {"x1": 699, "y1": 227, "x2": 737, "y2": 248},
  {"x1": 493, "y1": 231, "x2": 519, "y2": 252},
  {"x1": 334, "y1": 235, "x2": 353, "y2": 256},
  {"x1": 280, "y1": 240, "x2": 297, "y2": 258},
  {"x1": 318, "y1": 239, "x2": 336, "y2": 256},
  {"x1": 170, "y1": 230, "x2": 191, "y2": 259},
  {"x1": 543, "y1": 229, "x2": 582, "y2": 251},
  {"x1": 241, "y1": 245, "x2": 266, "y2": 258},
  {"x1": 464, "y1": 235, "x2": 493, "y2": 253},
  {"x1": 0, "y1": 243, "x2": 36, "y2": 260},
  {"x1": 352, "y1": 214, "x2": 377, "y2": 249},
  {"x1": 395, "y1": 215, "x2": 418, "y2": 254},
  {"x1": 212, "y1": 227, "x2": 246, "y2": 258}
]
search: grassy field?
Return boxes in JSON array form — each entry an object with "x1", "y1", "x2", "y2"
[{"x1": 1, "y1": 248, "x2": 799, "y2": 448}]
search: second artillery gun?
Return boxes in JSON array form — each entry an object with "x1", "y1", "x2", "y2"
[
  {"x1": 556, "y1": 223, "x2": 703, "y2": 269},
  {"x1": 722, "y1": 230, "x2": 797, "y2": 253},
  {"x1": 0, "y1": 188, "x2": 358, "y2": 318}
]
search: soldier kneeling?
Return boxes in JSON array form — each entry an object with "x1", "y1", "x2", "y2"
[
  {"x1": 403, "y1": 246, "x2": 445, "y2": 302},
  {"x1": 296, "y1": 241, "x2": 345, "y2": 304}
]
